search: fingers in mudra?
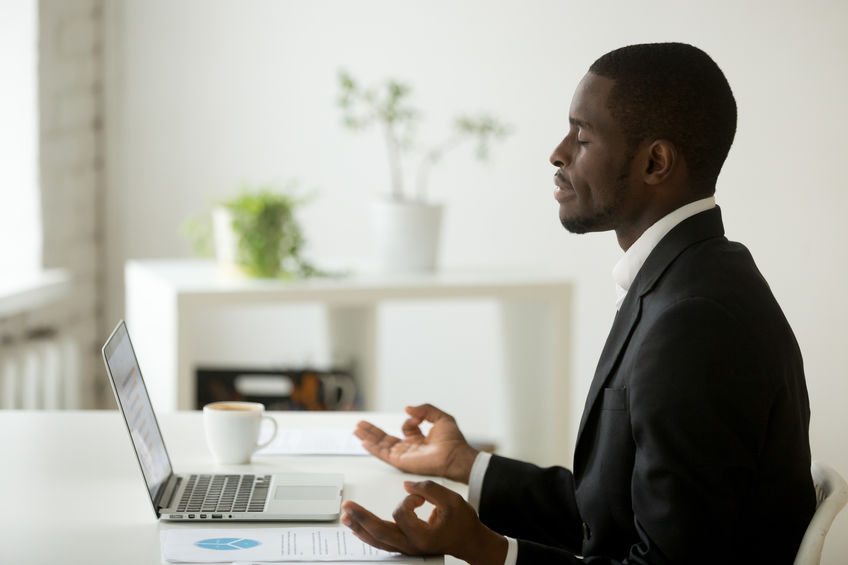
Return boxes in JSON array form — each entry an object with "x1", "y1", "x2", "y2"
[
  {"x1": 406, "y1": 403, "x2": 456, "y2": 427},
  {"x1": 400, "y1": 416, "x2": 427, "y2": 440},
  {"x1": 342, "y1": 499, "x2": 437, "y2": 556},
  {"x1": 341, "y1": 501, "x2": 407, "y2": 554}
]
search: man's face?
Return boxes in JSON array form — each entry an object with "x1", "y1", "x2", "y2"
[{"x1": 550, "y1": 73, "x2": 638, "y2": 235}]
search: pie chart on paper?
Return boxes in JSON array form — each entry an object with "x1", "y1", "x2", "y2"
[{"x1": 195, "y1": 537, "x2": 261, "y2": 551}]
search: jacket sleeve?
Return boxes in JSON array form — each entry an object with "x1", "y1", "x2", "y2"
[{"x1": 479, "y1": 454, "x2": 584, "y2": 555}]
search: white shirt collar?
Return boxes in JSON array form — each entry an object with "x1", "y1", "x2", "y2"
[{"x1": 612, "y1": 196, "x2": 716, "y2": 310}]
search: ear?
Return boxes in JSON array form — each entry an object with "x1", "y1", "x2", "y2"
[{"x1": 643, "y1": 140, "x2": 677, "y2": 185}]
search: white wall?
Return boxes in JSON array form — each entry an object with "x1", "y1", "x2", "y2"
[{"x1": 104, "y1": 1, "x2": 848, "y2": 561}]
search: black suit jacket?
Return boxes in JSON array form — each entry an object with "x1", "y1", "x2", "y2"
[{"x1": 479, "y1": 208, "x2": 815, "y2": 564}]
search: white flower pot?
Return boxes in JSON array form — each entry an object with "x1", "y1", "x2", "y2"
[
  {"x1": 211, "y1": 207, "x2": 242, "y2": 274},
  {"x1": 370, "y1": 199, "x2": 443, "y2": 273}
]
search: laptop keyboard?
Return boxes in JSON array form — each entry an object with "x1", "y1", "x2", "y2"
[{"x1": 177, "y1": 474, "x2": 271, "y2": 514}]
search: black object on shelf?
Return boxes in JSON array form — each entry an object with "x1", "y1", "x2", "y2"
[{"x1": 195, "y1": 365, "x2": 359, "y2": 411}]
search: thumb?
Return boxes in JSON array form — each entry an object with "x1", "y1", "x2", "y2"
[
  {"x1": 406, "y1": 403, "x2": 453, "y2": 425},
  {"x1": 392, "y1": 493, "x2": 428, "y2": 530},
  {"x1": 400, "y1": 493, "x2": 427, "y2": 512},
  {"x1": 403, "y1": 480, "x2": 459, "y2": 508}
]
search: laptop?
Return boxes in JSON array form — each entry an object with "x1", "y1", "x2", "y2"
[{"x1": 102, "y1": 320, "x2": 344, "y2": 522}]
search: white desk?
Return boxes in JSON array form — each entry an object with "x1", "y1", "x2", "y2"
[
  {"x1": 0, "y1": 410, "x2": 449, "y2": 565},
  {"x1": 125, "y1": 259, "x2": 573, "y2": 464}
]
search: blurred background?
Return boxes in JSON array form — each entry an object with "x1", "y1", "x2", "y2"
[{"x1": 2, "y1": 0, "x2": 846, "y2": 561}]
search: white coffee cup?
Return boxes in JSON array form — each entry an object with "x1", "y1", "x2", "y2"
[{"x1": 203, "y1": 401, "x2": 278, "y2": 464}]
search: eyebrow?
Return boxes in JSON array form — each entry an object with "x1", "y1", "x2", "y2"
[{"x1": 569, "y1": 117, "x2": 593, "y2": 130}]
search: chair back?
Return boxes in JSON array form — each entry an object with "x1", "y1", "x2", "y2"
[{"x1": 794, "y1": 461, "x2": 848, "y2": 565}]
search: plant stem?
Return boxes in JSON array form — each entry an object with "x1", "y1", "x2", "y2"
[
  {"x1": 415, "y1": 135, "x2": 465, "y2": 202},
  {"x1": 381, "y1": 120, "x2": 405, "y2": 200}
]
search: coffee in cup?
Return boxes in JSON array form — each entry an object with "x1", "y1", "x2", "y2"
[{"x1": 203, "y1": 401, "x2": 278, "y2": 464}]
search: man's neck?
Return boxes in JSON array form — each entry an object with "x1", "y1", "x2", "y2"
[
  {"x1": 612, "y1": 196, "x2": 716, "y2": 310},
  {"x1": 615, "y1": 192, "x2": 715, "y2": 251}
]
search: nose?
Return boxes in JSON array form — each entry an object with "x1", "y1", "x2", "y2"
[{"x1": 549, "y1": 136, "x2": 570, "y2": 168}]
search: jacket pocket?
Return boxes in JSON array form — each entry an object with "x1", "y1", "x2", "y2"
[{"x1": 601, "y1": 387, "x2": 627, "y2": 411}]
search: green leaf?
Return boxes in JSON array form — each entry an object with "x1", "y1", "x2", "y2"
[{"x1": 210, "y1": 184, "x2": 318, "y2": 278}]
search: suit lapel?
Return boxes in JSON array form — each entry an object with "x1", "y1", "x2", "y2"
[
  {"x1": 575, "y1": 289, "x2": 641, "y2": 446},
  {"x1": 573, "y1": 207, "x2": 726, "y2": 468}
]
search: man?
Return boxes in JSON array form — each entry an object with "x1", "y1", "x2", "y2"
[{"x1": 341, "y1": 43, "x2": 815, "y2": 564}]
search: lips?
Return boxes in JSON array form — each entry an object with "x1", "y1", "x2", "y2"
[{"x1": 553, "y1": 171, "x2": 574, "y2": 201}]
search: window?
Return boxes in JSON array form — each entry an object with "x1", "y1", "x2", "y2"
[{"x1": 0, "y1": 0, "x2": 41, "y2": 276}]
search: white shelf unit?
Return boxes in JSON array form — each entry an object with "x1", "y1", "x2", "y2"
[{"x1": 125, "y1": 259, "x2": 573, "y2": 464}]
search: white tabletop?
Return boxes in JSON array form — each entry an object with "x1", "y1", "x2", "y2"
[
  {"x1": 0, "y1": 410, "x2": 452, "y2": 565},
  {"x1": 126, "y1": 258, "x2": 572, "y2": 304}
]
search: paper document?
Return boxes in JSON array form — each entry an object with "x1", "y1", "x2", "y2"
[
  {"x1": 254, "y1": 428, "x2": 367, "y2": 456},
  {"x1": 254, "y1": 428, "x2": 399, "y2": 456},
  {"x1": 161, "y1": 526, "x2": 421, "y2": 562}
]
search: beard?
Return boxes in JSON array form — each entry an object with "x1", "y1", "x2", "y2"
[
  {"x1": 560, "y1": 203, "x2": 619, "y2": 234},
  {"x1": 559, "y1": 166, "x2": 630, "y2": 234}
]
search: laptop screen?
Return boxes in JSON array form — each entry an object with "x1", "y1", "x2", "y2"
[{"x1": 102, "y1": 321, "x2": 173, "y2": 506}]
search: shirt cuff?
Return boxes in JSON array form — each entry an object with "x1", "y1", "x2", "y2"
[
  {"x1": 467, "y1": 452, "x2": 517, "y2": 565},
  {"x1": 466, "y1": 450, "x2": 492, "y2": 512},
  {"x1": 504, "y1": 536, "x2": 518, "y2": 565}
]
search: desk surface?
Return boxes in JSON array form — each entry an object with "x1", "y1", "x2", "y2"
[{"x1": 0, "y1": 410, "x2": 453, "y2": 565}]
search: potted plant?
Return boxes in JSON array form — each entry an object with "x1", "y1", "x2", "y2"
[
  {"x1": 183, "y1": 185, "x2": 324, "y2": 279},
  {"x1": 337, "y1": 70, "x2": 511, "y2": 273}
]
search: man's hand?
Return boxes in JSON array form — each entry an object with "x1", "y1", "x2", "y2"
[
  {"x1": 341, "y1": 480, "x2": 508, "y2": 564},
  {"x1": 354, "y1": 404, "x2": 479, "y2": 483}
]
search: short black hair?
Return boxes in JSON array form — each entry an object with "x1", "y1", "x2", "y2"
[{"x1": 589, "y1": 42, "x2": 737, "y2": 193}]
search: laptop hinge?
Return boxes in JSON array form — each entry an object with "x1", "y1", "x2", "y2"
[{"x1": 157, "y1": 475, "x2": 182, "y2": 513}]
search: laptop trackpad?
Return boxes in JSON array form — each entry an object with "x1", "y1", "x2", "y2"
[
  {"x1": 275, "y1": 485, "x2": 339, "y2": 501},
  {"x1": 266, "y1": 474, "x2": 343, "y2": 520}
]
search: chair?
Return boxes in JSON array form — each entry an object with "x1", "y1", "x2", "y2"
[{"x1": 794, "y1": 461, "x2": 848, "y2": 565}]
